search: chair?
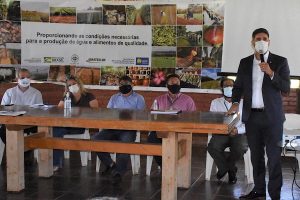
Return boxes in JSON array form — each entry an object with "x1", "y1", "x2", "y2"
[
  {"x1": 282, "y1": 113, "x2": 300, "y2": 171},
  {"x1": 63, "y1": 129, "x2": 91, "y2": 166},
  {"x1": 205, "y1": 134, "x2": 254, "y2": 184},
  {"x1": 146, "y1": 155, "x2": 161, "y2": 176},
  {"x1": 96, "y1": 131, "x2": 140, "y2": 175},
  {"x1": 0, "y1": 139, "x2": 4, "y2": 165}
]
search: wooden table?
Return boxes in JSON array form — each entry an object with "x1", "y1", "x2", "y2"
[{"x1": 0, "y1": 105, "x2": 238, "y2": 200}]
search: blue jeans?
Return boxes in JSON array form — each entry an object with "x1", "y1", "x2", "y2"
[
  {"x1": 53, "y1": 127, "x2": 85, "y2": 167},
  {"x1": 93, "y1": 129, "x2": 136, "y2": 175}
]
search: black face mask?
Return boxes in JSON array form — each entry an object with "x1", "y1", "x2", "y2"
[
  {"x1": 167, "y1": 84, "x2": 181, "y2": 94},
  {"x1": 119, "y1": 85, "x2": 132, "y2": 94}
]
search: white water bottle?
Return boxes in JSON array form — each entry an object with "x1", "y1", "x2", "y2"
[
  {"x1": 64, "y1": 92, "x2": 72, "y2": 110},
  {"x1": 153, "y1": 99, "x2": 158, "y2": 110}
]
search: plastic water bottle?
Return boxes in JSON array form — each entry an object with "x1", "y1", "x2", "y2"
[
  {"x1": 153, "y1": 99, "x2": 158, "y2": 110},
  {"x1": 64, "y1": 92, "x2": 71, "y2": 110}
]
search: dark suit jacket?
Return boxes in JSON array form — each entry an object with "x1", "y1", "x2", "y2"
[{"x1": 232, "y1": 53, "x2": 290, "y2": 123}]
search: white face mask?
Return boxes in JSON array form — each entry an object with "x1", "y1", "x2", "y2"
[
  {"x1": 223, "y1": 86, "x2": 233, "y2": 98},
  {"x1": 68, "y1": 84, "x2": 80, "y2": 94},
  {"x1": 18, "y1": 78, "x2": 30, "y2": 88},
  {"x1": 254, "y1": 40, "x2": 269, "y2": 54}
]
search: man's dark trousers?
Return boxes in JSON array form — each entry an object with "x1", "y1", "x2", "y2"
[{"x1": 246, "y1": 111, "x2": 283, "y2": 200}]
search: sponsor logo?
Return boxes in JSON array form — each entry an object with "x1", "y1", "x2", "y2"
[
  {"x1": 136, "y1": 57, "x2": 149, "y2": 65},
  {"x1": 86, "y1": 58, "x2": 106, "y2": 63},
  {"x1": 24, "y1": 58, "x2": 41, "y2": 63},
  {"x1": 43, "y1": 57, "x2": 64, "y2": 63},
  {"x1": 71, "y1": 54, "x2": 79, "y2": 64},
  {"x1": 44, "y1": 57, "x2": 52, "y2": 63}
]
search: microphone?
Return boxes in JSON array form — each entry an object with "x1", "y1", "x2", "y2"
[{"x1": 260, "y1": 54, "x2": 265, "y2": 62}]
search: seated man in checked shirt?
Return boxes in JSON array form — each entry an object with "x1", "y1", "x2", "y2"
[{"x1": 148, "y1": 74, "x2": 196, "y2": 168}]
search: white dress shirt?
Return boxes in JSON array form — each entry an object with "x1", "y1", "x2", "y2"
[
  {"x1": 210, "y1": 97, "x2": 245, "y2": 134},
  {"x1": 1, "y1": 85, "x2": 43, "y2": 106},
  {"x1": 252, "y1": 51, "x2": 269, "y2": 108}
]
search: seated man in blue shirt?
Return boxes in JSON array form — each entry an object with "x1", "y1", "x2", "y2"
[{"x1": 93, "y1": 76, "x2": 145, "y2": 183}]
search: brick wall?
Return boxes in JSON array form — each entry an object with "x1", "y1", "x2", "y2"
[{"x1": 0, "y1": 83, "x2": 298, "y2": 113}]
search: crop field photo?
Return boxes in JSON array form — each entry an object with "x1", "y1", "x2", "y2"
[
  {"x1": 126, "y1": 4, "x2": 150, "y2": 25},
  {"x1": 21, "y1": 1, "x2": 49, "y2": 22},
  {"x1": 152, "y1": 46, "x2": 176, "y2": 69},
  {"x1": 177, "y1": 4, "x2": 203, "y2": 25},
  {"x1": 50, "y1": 7, "x2": 76, "y2": 24},
  {"x1": 151, "y1": 4, "x2": 176, "y2": 25}
]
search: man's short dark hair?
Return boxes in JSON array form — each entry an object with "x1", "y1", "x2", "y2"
[
  {"x1": 220, "y1": 77, "x2": 234, "y2": 88},
  {"x1": 17, "y1": 68, "x2": 30, "y2": 77},
  {"x1": 166, "y1": 74, "x2": 180, "y2": 83},
  {"x1": 119, "y1": 75, "x2": 132, "y2": 83},
  {"x1": 252, "y1": 28, "x2": 269, "y2": 38}
]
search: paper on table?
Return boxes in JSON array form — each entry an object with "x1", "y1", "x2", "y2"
[
  {"x1": 30, "y1": 104, "x2": 55, "y2": 109},
  {"x1": 150, "y1": 110, "x2": 182, "y2": 115},
  {"x1": 0, "y1": 111, "x2": 26, "y2": 116}
]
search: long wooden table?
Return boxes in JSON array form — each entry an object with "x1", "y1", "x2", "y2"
[{"x1": 0, "y1": 105, "x2": 238, "y2": 199}]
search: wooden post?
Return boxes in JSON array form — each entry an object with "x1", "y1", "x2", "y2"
[
  {"x1": 38, "y1": 127, "x2": 53, "y2": 177},
  {"x1": 6, "y1": 129, "x2": 25, "y2": 191},
  {"x1": 161, "y1": 132, "x2": 178, "y2": 200},
  {"x1": 177, "y1": 133, "x2": 192, "y2": 188}
]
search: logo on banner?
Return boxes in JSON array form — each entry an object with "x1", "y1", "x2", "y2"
[
  {"x1": 43, "y1": 57, "x2": 64, "y2": 63},
  {"x1": 71, "y1": 54, "x2": 79, "y2": 64},
  {"x1": 136, "y1": 57, "x2": 149, "y2": 65},
  {"x1": 86, "y1": 58, "x2": 106, "y2": 63},
  {"x1": 24, "y1": 58, "x2": 41, "y2": 64}
]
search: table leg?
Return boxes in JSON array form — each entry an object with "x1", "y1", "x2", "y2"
[
  {"x1": 161, "y1": 132, "x2": 178, "y2": 200},
  {"x1": 177, "y1": 133, "x2": 192, "y2": 188},
  {"x1": 6, "y1": 129, "x2": 24, "y2": 191},
  {"x1": 38, "y1": 127, "x2": 53, "y2": 177}
]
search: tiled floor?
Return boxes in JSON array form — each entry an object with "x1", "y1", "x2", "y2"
[{"x1": 1, "y1": 144, "x2": 300, "y2": 200}]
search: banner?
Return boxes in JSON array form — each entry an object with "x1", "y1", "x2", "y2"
[
  {"x1": 22, "y1": 23, "x2": 152, "y2": 66},
  {"x1": 0, "y1": 0, "x2": 225, "y2": 89}
]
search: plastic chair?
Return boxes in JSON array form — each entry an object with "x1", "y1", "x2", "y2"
[
  {"x1": 0, "y1": 139, "x2": 4, "y2": 165},
  {"x1": 63, "y1": 129, "x2": 91, "y2": 166},
  {"x1": 205, "y1": 134, "x2": 253, "y2": 184},
  {"x1": 96, "y1": 131, "x2": 140, "y2": 175},
  {"x1": 146, "y1": 155, "x2": 161, "y2": 176},
  {"x1": 282, "y1": 113, "x2": 300, "y2": 171}
]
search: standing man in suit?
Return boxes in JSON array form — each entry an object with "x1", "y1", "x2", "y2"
[{"x1": 227, "y1": 28, "x2": 290, "y2": 200}]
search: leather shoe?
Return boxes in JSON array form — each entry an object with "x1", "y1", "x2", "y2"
[
  {"x1": 239, "y1": 191, "x2": 266, "y2": 199},
  {"x1": 101, "y1": 162, "x2": 116, "y2": 175},
  {"x1": 111, "y1": 173, "x2": 122, "y2": 185},
  {"x1": 216, "y1": 170, "x2": 227, "y2": 180},
  {"x1": 228, "y1": 167, "x2": 237, "y2": 184}
]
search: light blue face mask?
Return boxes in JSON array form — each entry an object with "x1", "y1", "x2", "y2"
[{"x1": 223, "y1": 86, "x2": 233, "y2": 98}]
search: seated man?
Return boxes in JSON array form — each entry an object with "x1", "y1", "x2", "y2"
[
  {"x1": 207, "y1": 78, "x2": 248, "y2": 184},
  {"x1": 148, "y1": 74, "x2": 196, "y2": 167},
  {"x1": 0, "y1": 68, "x2": 43, "y2": 144},
  {"x1": 93, "y1": 76, "x2": 145, "y2": 183}
]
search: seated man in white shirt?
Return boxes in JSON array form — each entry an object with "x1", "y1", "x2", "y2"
[
  {"x1": 0, "y1": 68, "x2": 43, "y2": 145},
  {"x1": 207, "y1": 78, "x2": 248, "y2": 184}
]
